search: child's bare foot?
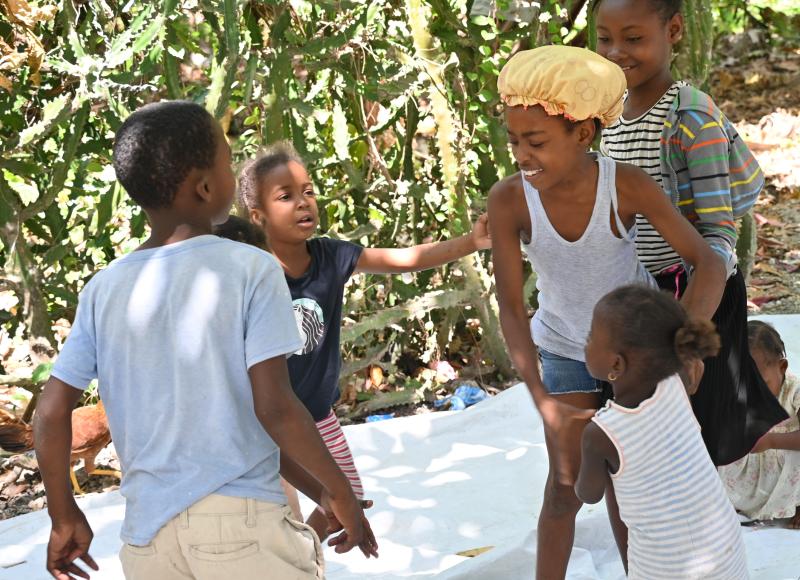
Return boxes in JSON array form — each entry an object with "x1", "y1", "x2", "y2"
[{"x1": 790, "y1": 506, "x2": 800, "y2": 529}]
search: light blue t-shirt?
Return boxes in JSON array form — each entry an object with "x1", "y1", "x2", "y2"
[{"x1": 52, "y1": 235, "x2": 303, "y2": 545}]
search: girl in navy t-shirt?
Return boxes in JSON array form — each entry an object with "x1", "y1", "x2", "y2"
[{"x1": 234, "y1": 142, "x2": 491, "y2": 539}]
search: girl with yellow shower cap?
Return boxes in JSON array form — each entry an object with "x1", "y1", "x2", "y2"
[{"x1": 486, "y1": 45, "x2": 726, "y2": 579}]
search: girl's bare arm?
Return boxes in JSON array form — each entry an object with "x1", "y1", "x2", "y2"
[
  {"x1": 617, "y1": 163, "x2": 727, "y2": 321},
  {"x1": 487, "y1": 180, "x2": 548, "y2": 404},
  {"x1": 576, "y1": 422, "x2": 617, "y2": 504},
  {"x1": 354, "y1": 214, "x2": 491, "y2": 274}
]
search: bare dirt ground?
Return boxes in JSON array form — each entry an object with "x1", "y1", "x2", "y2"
[{"x1": 710, "y1": 44, "x2": 800, "y2": 313}]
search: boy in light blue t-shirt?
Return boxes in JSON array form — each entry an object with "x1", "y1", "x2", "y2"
[{"x1": 33, "y1": 101, "x2": 377, "y2": 580}]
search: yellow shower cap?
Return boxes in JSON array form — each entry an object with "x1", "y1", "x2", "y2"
[{"x1": 497, "y1": 45, "x2": 626, "y2": 127}]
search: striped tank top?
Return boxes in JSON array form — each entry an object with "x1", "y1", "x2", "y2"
[
  {"x1": 521, "y1": 156, "x2": 656, "y2": 362},
  {"x1": 601, "y1": 83, "x2": 683, "y2": 275},
  {"x1": 592, "y1": 375, "x2": 749, "y2": 579}
]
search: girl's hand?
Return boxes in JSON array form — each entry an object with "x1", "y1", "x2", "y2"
[
  {"x1": 321, "y1": 491, "x2": 379, "y2": 559},
  {"x1": 538, "y1": 396, "x2": 596, "y2": 486},
  {"x1": 471, "y1": 213, "x2": 492, "y2": 250},
  {"x1": 751, "y1": 432, "x2": 774, "y2": 453}
]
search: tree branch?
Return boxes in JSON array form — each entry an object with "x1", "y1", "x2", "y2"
[{"x1": 19, "y1": 101, "x2": 89, "y2": 222}]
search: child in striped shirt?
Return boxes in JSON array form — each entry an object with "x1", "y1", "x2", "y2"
[
  {"x1": 594, "y1": 0, "x2": 787, "y2": 470},
  {"x1": 578, "y1": 285, "x2": 748, "y2": 580}
]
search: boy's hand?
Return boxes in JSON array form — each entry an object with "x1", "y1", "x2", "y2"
[
  {"x1": 321, "y1": 491, "x2": 379, "y2": 558},
  {"x1": 47, "y1": 509, "x2": 98, "y2": 580},
  {"x1": 471, "y1": 213, "x2": 492, "y2": 250}
]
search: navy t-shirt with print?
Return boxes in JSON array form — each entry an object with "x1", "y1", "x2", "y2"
[{"x1": 286, "y1": 237, "x2": 363, "y2": 421}]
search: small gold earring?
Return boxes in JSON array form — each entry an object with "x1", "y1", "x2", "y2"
[{"x1": 607, "y1": 372, "x2": 618, "y2": 382}]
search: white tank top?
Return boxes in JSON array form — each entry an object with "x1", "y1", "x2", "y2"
[
  {"x1": 521, "y1": 156, "x2": 656, "y2": 361},
  {"x1": 592, "y1": 375, "x2": 749, "y2": 579}
]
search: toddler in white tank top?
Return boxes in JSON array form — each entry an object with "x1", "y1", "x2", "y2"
[{"x1": 578, "y1": 285, "x2": 748, "y2": 579}]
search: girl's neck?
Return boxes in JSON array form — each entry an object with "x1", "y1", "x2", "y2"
[
  {"x1": 611, "y1": 376, "x2": 659, "y2": 409},
  {"x1": 270, "y1": 237, "x2": 312, "y2": 278},
  {"x1": 541, "y1": 152, "x2": 597, "y2": 199},
  {"x1": 624, "y1": 71, "x2": 675, "y2": 120}
]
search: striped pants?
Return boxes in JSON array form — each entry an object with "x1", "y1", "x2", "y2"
[{"x1": 315, "y1": 410, "x2": 364, "y2": 499}]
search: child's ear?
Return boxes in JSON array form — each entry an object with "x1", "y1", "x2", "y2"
[
  {"x1": 779, "y1": 358, "x2": 789, "y2": 385},
  {"x1": 249, "y1": 208, "x2": 266, "y2": 227},
  {"x1": 578, "y1": 120, "x2": 596, "y2": 147},
  {"x1": 668, "y1": 12, "x2": 684, "y2": 44},
  {"x1": 613, "y1": 353, "x2": 626, "y2": 377},
  {"x1": 196, "y1": 176, "x2": 213, "y2": 203}
]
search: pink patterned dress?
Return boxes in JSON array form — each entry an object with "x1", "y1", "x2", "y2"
[{"x1": 719, "y1": 374, "x2": 800, "y2": 520}]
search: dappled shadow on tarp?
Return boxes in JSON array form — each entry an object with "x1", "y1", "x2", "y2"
[{"x1": 2, "y1": 316, "x2": 800, "y2": 579}]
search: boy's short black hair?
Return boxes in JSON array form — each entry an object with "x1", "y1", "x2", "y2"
[
  {"x1": 113, "y1": 101, "x2": 218, "y2": 209},
  {"x1": 213, "y1": 215, "x2": 268, "y2": 250},
  {"x1": 593, "y1": 0, "x2": 682, "y2": 21}
]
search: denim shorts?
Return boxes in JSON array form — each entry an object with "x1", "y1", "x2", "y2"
[{"x1": 539, "y1": 348, "x2": 604, "y2": 395}]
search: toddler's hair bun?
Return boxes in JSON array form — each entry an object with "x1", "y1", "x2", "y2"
[{"x1": 674, "y1": 319, "x2": 720, "y2": 363}]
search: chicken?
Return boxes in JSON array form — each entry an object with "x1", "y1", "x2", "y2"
[{"x1": 0, "y1": 400, "x2": 119, "y2": 494}]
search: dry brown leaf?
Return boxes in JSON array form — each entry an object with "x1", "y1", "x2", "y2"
[
  {"x1": 774, "y1": 60, "x2": 800, "y2": 73},
  {"x1": 753, "y1": 213, "x2": 784, "y2": 228},
  {"x1": 754, "y1": 263, "x2": 781, "y2": 275},
  {"x1": 456, "y1": 546, "x2": 494, "y2": 558},
  {"x1": 716, "y1": 70, "x2": 737, "y2": 91},
  {"x1": 758, "y1": 235, "x2": 788, "y2": 249},
  {"x1": 0, "y1": 38, "x2": 27, "y2": 73},
  {"x1": 369, "y1": 365, "x2": 384, "y2": 388},
  {"x1": 1, "y1": 0, "x2": 58, "y2": 28}
]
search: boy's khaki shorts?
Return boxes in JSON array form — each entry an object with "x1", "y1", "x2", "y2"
[{"x1": 120, "y1": 494, "x2": 324, "y2": 580}]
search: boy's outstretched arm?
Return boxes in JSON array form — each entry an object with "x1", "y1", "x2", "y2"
[
  {"x1": 576, "y1": 422, "x2": 615, "y2": 505},
  {"x1": 354, "y1": 213, "x2": 491, "y2": 274},
  {"x1": 33, "y1": 377, "x2": 99, "y2": 580},
  {"x1": 249, "y1": 357, "x2": 378, "y2": 558}
]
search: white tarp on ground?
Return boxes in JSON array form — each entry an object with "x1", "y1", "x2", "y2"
[{"x1": 2, "y1": 315, "x2": 799, "y2": 579}]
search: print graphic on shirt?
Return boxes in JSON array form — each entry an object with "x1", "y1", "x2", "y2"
[{"x1": 292, "y1": 297, "x2": 324, "y2": 355}]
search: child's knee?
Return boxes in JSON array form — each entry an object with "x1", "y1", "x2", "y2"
[{"x1": 544, "y1": 480, "x2": 582, "y2": 516}]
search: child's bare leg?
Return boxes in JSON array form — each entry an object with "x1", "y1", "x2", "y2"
[
  {"x1": 605, "y1": 478, "x2": 628, "y2": 573},
  {"x1": 280, "y1": 477, "x2": 303, "y2": 521},
  {"x1": 790, "y1": 506, "x2": 800, "y2": 529},
  {"x1": 537, "y1": 392, "x2": 599, "y2": 580}
]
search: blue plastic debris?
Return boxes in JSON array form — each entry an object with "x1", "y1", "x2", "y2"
[
  {"x1": 434, "y1": 385, "x2": 488, "y2": 411},
  {"x1": 365, "y1": 413, "x2": 395, "y2": 422}
]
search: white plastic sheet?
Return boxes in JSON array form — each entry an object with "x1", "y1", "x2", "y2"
[{"x1": 2, "y1": 315, "x2": 799, "y2": 579}]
